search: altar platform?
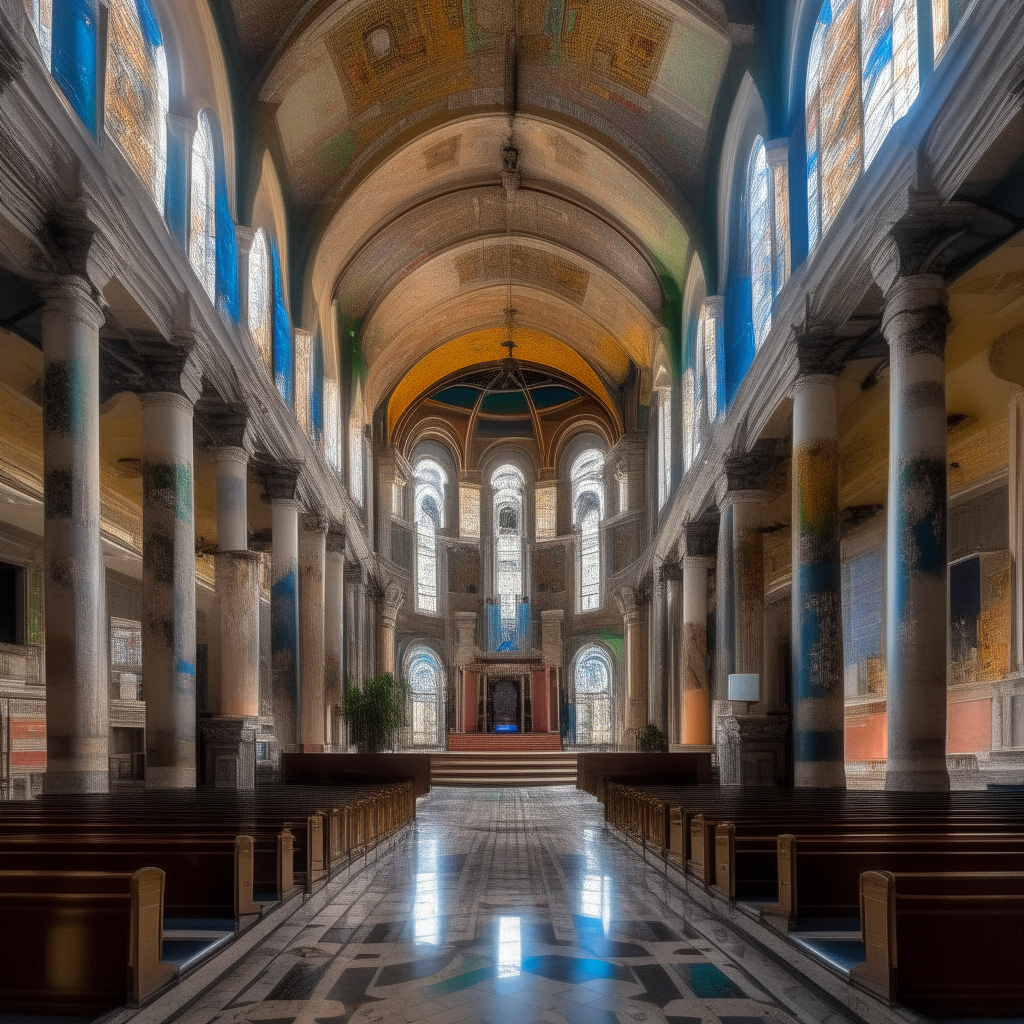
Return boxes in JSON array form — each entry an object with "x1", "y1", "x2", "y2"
[{"x1": 447, "y1": 732, "x2": 562, "y2": 752}]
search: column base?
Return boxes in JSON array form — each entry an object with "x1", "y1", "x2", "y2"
[
  {"x1": 200, "y1": 716, "x2": 258, "y2": 790},
  {"x1": 42, "y1": 770, "x2": 109, "y2": 795},
  {"x1": 794, "y1": 760, "x2": 847, "y2": 788},
  {"x1": 884, "y1": 767, "x2": 950, "y2": 792},
  {"x1": 718, "y1": 714, "x2": 788, "y2": 787}
]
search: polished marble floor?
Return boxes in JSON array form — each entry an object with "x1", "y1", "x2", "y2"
[{"x1": 180, "y1": 788, "x2": 854, "y2": 1024}]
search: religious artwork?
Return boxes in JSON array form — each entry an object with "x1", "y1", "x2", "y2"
[
  {"x1": 747, "y1": 137, "x2": 772, "y2": 349},
  {"x1": 949, "y1": 551, "x2": 1012, "y2": 686}
]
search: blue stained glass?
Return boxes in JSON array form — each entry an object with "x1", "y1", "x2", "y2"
[
  {"x1": 748, "y1": 137, "x2": 772, "y2": 348},
  {"x1": 311, "y1": 332, "x2": 324, "y2": 441},
  {"x1": 52, "y1": 0, "x2": 98, "y2": 136},
  {"x1": 271, "y1": 241, "x2": 293, "y2": 408},
  {"x1": 134, "y1": 0, "x2": 161, "y2": 46},
  {"x1": 214, "y1": 140, "x2": 240, "y2": 324}
]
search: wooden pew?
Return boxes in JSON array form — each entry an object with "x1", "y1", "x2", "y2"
[
  {"x1": 0, "y1": 867, "x2": 178, "y2": 1014},
  {"x1": 281, "y1": 752, "x2": 431, "y2": 796},
  {"x1": 851, "y1": 870, "x2": 1024, "y2": 1015},
  {"x1": 576, "y1": 753, "x2": 714, "y2": 799}
]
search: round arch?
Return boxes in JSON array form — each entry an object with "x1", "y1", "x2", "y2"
[
  {"x1": 403, "y1": 643, "x2": 446, "y2": 749},
  {"x1": 568, "y1": 643, "x2": 616, "y2": 748}
]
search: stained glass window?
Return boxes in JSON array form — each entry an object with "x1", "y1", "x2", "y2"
[
  {"x1": 699, "y1": 301, "x2": 719, "y2": 423},
  {"x1": 407, "y1": 645, "x2": 442, "y2": 746},
  {"x1": 460, "y1": 485, "x2": 481, "y2": 539},
  {"x1": 932, "y1": 0, "x2": 972, "y2": 65},
  {"x1": 248, "y1": 229, "x2": 272, "y2": 371},
  {"x1": 535, "y1": 484, "x2": 557, "y2": 539},
  {"x1": 295, "y1": 330, "x2": 312, "y2": 434},
  {"x1": 349, "y1": 381, "x2": 364, "y2": 506},
  {"x1": 105, "y1": 0, "x2": 168, "y2": 209},
  {"x1": 26, "y1": 0, "x2": 53, "y2": 66},
  {"x1": 681, "y1": 368, "x2": 695, "y2": 471},
  {"x1": 189, "y1": 111, "x2": 216, "y2": 299},
  {"x1": 492, "y1": 464, "x2": 525, "y2": 639},
  {"x1": 415, "y1": 458, "x2": 446, "y2": 613},
  {"x1": 862, "y1": 0, "x2": 918, "y2": 166},
  {"x1": 324, "y1": 378, "x2": 340, "y2": 470},
  {"x1": 571, "y1": 450, "x2": 603, "y2": 611},
  {"x1": 657, "y1": 387, "x2": 672, "y2": 509},
  {"x1": 574, "y1": 645, "x2": 612, "y2": 745},
  {"x1": 771, "y1": 153, "x2": 791, "y2": 295},
  {"x1": 748, "y1": 137, "x2": 773, "y2": 349}
]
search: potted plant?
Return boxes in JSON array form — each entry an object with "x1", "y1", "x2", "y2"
[
  {"x1": 343, "y1": 672, "x2": 410, "y2": 753},
  {"x1": 636, "y1": 723, "x2": 668, "y2": 753}
]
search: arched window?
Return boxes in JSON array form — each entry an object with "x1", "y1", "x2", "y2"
[
  {"x1": 415, "y1": 459, "x2": 446, "y2": 613},
  {"x1": 407, "y1": 646, "x2": 443, "y2": 747},
  {"x1": 492, "y1": 464, "x2": 525, "y2": 644},
  {"x1": 349, "y1": 381, "x2": 364, "y2": 506},
  {"x1": 681, "y1": 368, "x2": 695, "y2": 471},
  {"x1": 572, "y1": 450, "x2": 604, "y2": 611},
  {"x1": 189, "y1": 111, "x2": 216, "y2": 299},
  {"x1": 324, "y1": 378, "x2": 340, "y2": 470},
  {"x1": 656, "y1": 385, "x2": 672, "y2": 509},
  {"x1": 748, "y1": 137, "x2": 773, "y2": 348},
  {"x1": 27, "y1": 0, "x2": 53, "y2": 68},
  {"x1": 807, "y1": 0, "x2": 918, "y2": 248},
  {"x1": 574, "y1": 645, "x2": 613, "y2": 746},
  {"x1": 699, "y1": 301, "x2": 719, "y2": 424},
  {"x1": 105, "y1": 0, "x2": 168, "y2": 209},
  {"x1": 248, "y1": 229, "x2": 272, "y2": 371}
]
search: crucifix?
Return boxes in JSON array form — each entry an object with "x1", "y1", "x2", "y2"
[{"x1": 502, "y1": 335, "x2": 518, "y2": 358}]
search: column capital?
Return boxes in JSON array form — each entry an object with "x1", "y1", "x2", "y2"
[
  {"x1": 722, "y1": 437, "x2": 785, "y2": 493},
  {"x1": 259, "y1": 460, "x2": 303, "y2": 502},
  {"x1": 302, "y1": 511, "x2": 329, "y2": 534},
  {"x1": 133, "y1": 335, "x2": 203, "y2": 405},
  {"x1": 681, "y1": 517, "x2": 718, "y2": 558},
  {"x1": 871, "y1": 190, "x2": 974, "y2": 295},
  {"x1": 791, "y1": 309, "x2": 858, "y2": 378},
  {"x1": 326, "y1": 525, "x2": 347, "y2": 554},
  {"x1": 658, "y1": 559, "x2": 682, "y2": 584},
  {"x1": 41, "y1": 275, "x2": 106, "y2": 331},
  {"x1": 40, "y1": 198, "x2": 115, "y2": 291},
  {"x1": 215, "y1": 445, "x2": 250, "y2": 467},
  {"x1": 880, "y1": 274, "x2": 949, "y2": 355}
]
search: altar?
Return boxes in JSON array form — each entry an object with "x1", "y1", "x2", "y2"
[{"x1": 454, "y1": 652, "x2": 559, "y2": 736}]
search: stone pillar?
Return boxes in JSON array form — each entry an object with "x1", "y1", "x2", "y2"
[
  {"x1": 379, "y1": 581, "x2": 404, "y2": 677},
  {"x1": 791, "y1": 373, "x2": 846, "y2": 787},
  {"x1": 325, "y1": 528, "x2": 346, "y2": 747},
  {"x1": 662, "y1": 563, "x2": 682, "y2": 745},
  {"x1": 216, "y1": 447, "x2": 249, "y2": 552},
  {"x1": 1010, "y1": 387, "x2": 1024, "y2": 675},
  {"x1": 41, "y1": 277, "x2": 109, "y2": 794},
  {"x1": 142, "y1": 385, "x2": 200, "y2": 789},
  {"x1": 733, "y1": 496, "x2": 765, "y2": 680},
  {"x1": 346, "y1": 566, "x2": 364, "y2": 687},
  {"x1": 270, "y1": 494, "x2": 300, "y2": 749},
  {"x1": 299, "y1": 513, "x2": 327, "y2": 750},
  {"x1": 681, "y1": 555, "x2": 713, "y2": 745},
  {"x1": 883, "y1": 273, "x2": 951, "y2": 791},
  {"x1": 649, "y1": 568, "x2": 669, "y2": 734},
  {"x1": 618, "y1": 587, "x2": 646, "y2": 744}
]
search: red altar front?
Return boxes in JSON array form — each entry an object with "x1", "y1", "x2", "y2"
[{"x1": 454, "y1": 652, "x2": 559, "y2": 738}]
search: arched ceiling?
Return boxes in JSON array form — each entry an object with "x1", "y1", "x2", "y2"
[{"x1": 215, "y1": 0, "x2": 737, "y2": 431}]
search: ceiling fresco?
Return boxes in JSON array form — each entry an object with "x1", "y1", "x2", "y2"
[{"x1": 256, "y1": 0, "x2": 730, "y2": 210}]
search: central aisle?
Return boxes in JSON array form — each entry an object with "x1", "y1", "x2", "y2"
[{"x1": 183, "y1": 789, "x2": 847, "y2": 1024}]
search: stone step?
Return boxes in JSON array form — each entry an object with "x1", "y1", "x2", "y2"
[{"x1": 430, "y1": 751, "x2": 578, "y2": 788}]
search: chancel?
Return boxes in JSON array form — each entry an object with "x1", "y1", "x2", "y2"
[{"x1": 0, "y1": 0, "x2": 1022, "y2": 1021}]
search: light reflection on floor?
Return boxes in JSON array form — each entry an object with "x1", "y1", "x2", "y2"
[{"x1": 186, "y1": 788, "x2": 833, "y2": 1024}]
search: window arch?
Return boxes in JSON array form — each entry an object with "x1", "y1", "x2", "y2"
[
  {"x1": 349, "y1": 380, "x2": 365, "y2": 506},
  {"x1": 105, "y1": 0, "x2": 168, "y2": 210},
  {"x1": 573, "y1": 645, "x2": 613, "y2": 746},
  {"x1": 248, "y1": 228, "x2": 272, "y2": 370},
  {"x1": 748, "y1": 137, "x2": 773, "y2": 349},
  {"x1": 406, "y1": 645, "x2": 444, "y2": 747},
  {"x1": 806, "y1": 0, "x2": 919, "y2": 248},
  {"x1": 571, "y1": 450, "x2": 604, "y2": 611},
  {"x1": 189, "y1": 111, "x2": 216, "y2": 299},
  {"x1": 492, "y1": 464, "x2": 525, "y2": 647},
  {"x1": 415, "y1": 458, "x2": 447, "y2": 613}
]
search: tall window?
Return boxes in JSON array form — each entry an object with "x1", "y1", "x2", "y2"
[
  {"x1": 932, "y1": 0, "x2": 970, "y2": 65},
  {"x1": 571, "y1": 450, "x2": 603, "y2": 611},
  {"x1": 698, "y1": 300, "x2": 720, "y2": 430},
  {"x1": 415, "y1": 459, "x2": 446, "y2": 613},
  {"x1": 807, "y1": 0, "x2": 919, "y2": 248},
  {"x1": 248, "y1": 229, "x2": 272, "y2": 370},
  {"x1": 324, "y1": 378, "x2": 340, "y2": 470},
  {"x1": 105, "y1": 0, "x2": 168, "y2": 209},
  {"x1": 574, "y1": 645, "x2": 613, "y2": 746},
  {"x1": 295, "y1": 330, "x2": 312, "y2": 433},
  {"x1": 657, "y1": 386, "x2": 672, "y2": 509},
  {"x1": 407, "y1": 646, "x2": 443, "y2": 746},
  {"x1": 26, "y1": 0, "x2": 53, "y2": 66},
  {"x1": 748, "y1": 137, "x2": 773, "y2": 348},
  {"x1": 349, "y1": 381, "x2": 364, "y2": 506},
  {"x1": 681, "y1": 368, "x2": 695, "y2": 471},
  {"x1": 189, "y1": 111, "x2": 216, "y2": 299},
  {"x1": 492, "y1": 464, "x2": 525, "y2": 643}
]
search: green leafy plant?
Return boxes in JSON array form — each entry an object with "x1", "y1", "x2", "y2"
[
  {"x1": 636, "y1": 723, "x2": 668, "y2": 753},
  {"x1": 344, "y1": 672, "x2": 410, "y2": 753}
]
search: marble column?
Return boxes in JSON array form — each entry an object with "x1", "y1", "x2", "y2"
[
  {"x1": 791, "y1": 373, "x2": 846, "y2": 787},
  {"x1": 379, "y1": 581, "x2": 403, "y2": 677},
  {"x1": 271, "y1": 497, "x2": 300, "y2": 750},
  {"x1": 299, "y1": 513, "x2": 327, "y2": 750},
  {"x1": 1010, "y1": 387, "x2": 1023, "y2": 675},
  {"x1": 324, "y1": 528, "x2": 346, "y2": 747},
  {"x1": 884, "y1": 274, "x2": 951, "y2": 792},
  {"x1": 649, "y1": 569, "x2": 669, "y2": 734},
  {"x1": 142, "y1": 387, "x2": 199, "y2": 789},
  {"x1": 618, "y1": 587, "x2": 646, "y2": 743},
  {"x1": 681, "y1": 555, "x2": 713, "y2": 745},
  {"x1": 664, "y1": 564, "x2": 682, "y2": 746},
  {"x1": 41, "y1": 277, "x2": 109, "y2": 794}
]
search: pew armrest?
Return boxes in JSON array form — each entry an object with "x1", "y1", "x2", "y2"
[
  {"x1": 850, "y1": 870, "x2": 896, "y2": 1001},
  {"x1": 129, "y1": 868, "x2": 178, "y2": 1005},
  {"x1": 235, "y1": 836, "x2": 259, "y2": 916}
]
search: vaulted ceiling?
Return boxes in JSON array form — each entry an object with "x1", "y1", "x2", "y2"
[{"x1": 214, "y1": 0, "x2": 740, "y2": 451}]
